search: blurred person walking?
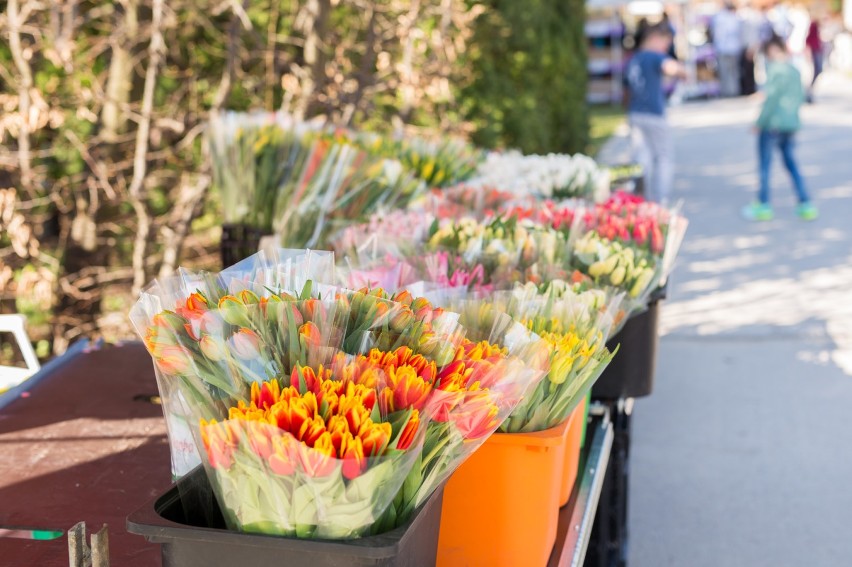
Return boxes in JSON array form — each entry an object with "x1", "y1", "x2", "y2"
[
  {"x1": 738, "y1": 2, "x2": 767, "y2": 95},
  {"x1": 712, "y1": 2, "x2": 744, "y2": 96},
  {"x1": 805, "y1": 18, "x2": 823, "y2": 102},
  {"x1": 742, "y1": 37, "x2": 818, "y2": 222},
  {"x1": 625, "y1": 23, "x2": 686, "y2": 205}
]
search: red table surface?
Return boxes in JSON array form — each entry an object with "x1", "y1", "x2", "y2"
[{"x1": 0, "y1": 342, "x2": 170, "y2": 566}]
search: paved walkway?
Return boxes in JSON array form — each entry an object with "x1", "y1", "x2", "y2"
[{"x1": 626, "y1": 72, "x2": 852, "y2": 566}]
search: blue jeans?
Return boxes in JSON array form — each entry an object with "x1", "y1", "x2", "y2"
[{"x1": 758, "y1": 130, "x2": 810, "y2": 205}]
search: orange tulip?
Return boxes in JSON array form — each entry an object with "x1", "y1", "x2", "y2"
[
  {"x1": 436, "y1": 360, "x2": 472, "y2": 391},
  {"x1": 297, "y1": 432, "x2": 337, "y2": 477},
  {"x1": 200, "y1": 419, "x2": 236, "y2": 469},
  {"x1": 452, "y1": 390, "x2": 500, "y2": 440},
  {"x1": 298, "y1": 321, "x2": 323, "y2": 350},
  {"x1": 388, "y1": 365, "x2": 432, "y2": 412},
  {"x1": 340, "y1": 433, "x2": 367, "y2": 480},
  {"x1": 269, "y1": 392, "x2": 313, "y2": 434},
  {"x1": 326, "y1": 414, "x2": 351, "y2": 454},
  {"x1": 290, "y1": 365, "x2": 328, "y2": 394},
  {"x1": 395, "y1": 410, "x2": 420, "y2": 451},
  {"x1": 339, "y1": 395, "x2": 370, "y2": 434},
  {"x1": 176, "y1": 292, "x2": 208, "y2": 320},
  {"x1": 358, "y1": 420, "x2": 392, "y2": 456},
  {"x1": 392, "y1": 290, "x2": 414, "y2": 307},
  {"x1": 302, "y1": 298, "x2": 322, "y2": 322},
  {"x1": 268, "y1": 435, "x2": 296, "y2": 476},
  {"x1": 155, "y1": 345, "x2": 194, "y2": 375},
  {"x1": 252, "y1": 380, "x2": 281, "y2": 410},
  {"x1": 298, "y1": 415, "x2": 328, "y2": 446}
]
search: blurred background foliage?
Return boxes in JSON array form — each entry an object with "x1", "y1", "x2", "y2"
[{"x1": 0, "y1": 0, "x2": 588, "y2": 357}]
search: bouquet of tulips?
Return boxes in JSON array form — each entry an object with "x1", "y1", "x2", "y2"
[
  {"x1": 336, "y1": 212, "x2": 573, "y2": 292},
  {"x1": 567, "y1": 192, "x2": 688, "y2": 307},
  {"x1": 130, "y1": 250, "x2": 549, "y2": 539},
  {"x1": 466, "y1": 150, "x2": 611, "y2": 202},
  {"x1": 499, "y1": 282, "x2": 623, "y2": 432},
  {"x1": 332, "y1": 212, "x2": 499, "y2": 295},
  {"x1": 208, "y1": 111, "x2": 321, "y2": 233},
  {"x1": 425, "y1": 185, "x2": 526, "y2": 221},
  {"x1": 437, "y1": 281, "x2": 623, "y2": 434},
  {"x1": 425, "y1": 216, "x2": 568, "y2": 287},
  {"x1": 327, "y1": 130, "x2": 484, "y2": 189},
  {"x1": 209, "y1": 112, "x2": 429, "y2": 249}
]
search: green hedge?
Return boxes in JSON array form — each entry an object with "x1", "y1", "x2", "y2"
[{"x1": 460, "y1": 0, "x2": 588, "y2": 155}]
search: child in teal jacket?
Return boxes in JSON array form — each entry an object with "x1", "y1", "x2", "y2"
[{"x1": 742, "y1": 37, "x2": 818, "y2": 221}]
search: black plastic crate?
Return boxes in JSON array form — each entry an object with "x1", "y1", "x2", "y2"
[
  {"x1": 592, "y1": 286, "x2": 666, "y2": 400},
  {"x1": 220, "y1": 223, "x2": 271, "y2": 269},
  {"x1": 127, "y1": 469, "x2": 445, "y2": 567}
]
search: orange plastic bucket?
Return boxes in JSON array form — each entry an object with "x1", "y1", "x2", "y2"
[
  {"x1": 559, "y1": 398, "x2": 588, "y2": 507},
  {"x1": 437, "y1": 418, "x2": 571, "y2": 567}
]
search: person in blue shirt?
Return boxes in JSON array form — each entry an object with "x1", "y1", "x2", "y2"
[{"x1": 625, "y1": 23, "x2": 685, "y2": 205}]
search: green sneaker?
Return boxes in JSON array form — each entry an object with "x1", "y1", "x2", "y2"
[
  {"x1": 796, "y1": 202, "x2": 819, "y2": 221},
  {"x1": 741, "y1": 202, "x2": 774, "y2": 221}
]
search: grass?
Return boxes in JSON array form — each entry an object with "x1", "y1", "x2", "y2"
[{"x1": 586, "y1": 104, "x2": 626, "y2": 157}]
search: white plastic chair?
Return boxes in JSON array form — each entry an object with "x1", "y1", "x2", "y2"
[{"x1": 0, "y1": 314, "x2": 41, "y2": 392}]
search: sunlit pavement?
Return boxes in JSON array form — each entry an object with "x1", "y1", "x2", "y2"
[{"x1": 626, "y1": 71, "x2": 852, "y2": 566}]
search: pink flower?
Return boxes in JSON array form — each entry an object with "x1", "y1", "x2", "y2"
[{"x1": 230, "y1": 328, "x2": 261, "y2": 360}]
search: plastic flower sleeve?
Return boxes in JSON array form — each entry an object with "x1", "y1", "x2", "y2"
[
  {"x1": 132, "y1": 275, "x2": 473, "y2": 537},
  {"x1": 659, "y1": 202, "x2": 689, "y2": 287},
  {"x1": 198, "y1": 360, "x2": 431, "y2": 539},
  {"x1": 389, "y1": 302, "x2": 551, "y2": 521},
  {"x1": 208, "y1": 111, "x2": 324, "y2": 233},
  {"x1": 336, "y1": 255, "x2": 418, "y2": 292},
  {"x1": 496, "y1": 284, "x2": 624, "y2": 432},
  {"x1": 219, "y1": 248, "x2": 336, "y2": 296},
  {"x1": 567, "y1": 214, "x2": 661, "y2": 314},
  {"x1": 330, "y1": 209, "x2": 434, "y2": 266}
]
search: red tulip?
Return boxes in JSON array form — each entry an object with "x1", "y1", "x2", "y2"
[{"x1": 395, "y1": 410, "x2": 420, "y2": 450}]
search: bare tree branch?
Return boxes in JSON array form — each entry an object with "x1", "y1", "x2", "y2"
[
  {"x1": 128, "y1": 0, "x2": 166, "y2": 296},
  {"x1": 7, "y1": 0, "x2": 39, "y2": 199}
]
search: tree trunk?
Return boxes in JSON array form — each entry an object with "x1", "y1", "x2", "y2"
[
  {"x1": 7, "y1": 0, "x2": 36, "y2": 199},
  {"x1": 101, "y1": 0, "x2": 139, "y2": 141},
  {"x1": 296, "y1": 0, "x2": 330, "y2": 119}
]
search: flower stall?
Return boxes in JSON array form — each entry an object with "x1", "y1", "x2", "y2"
[{"x1": 122, "y1": 112, "x2": 688, "y2": 567}]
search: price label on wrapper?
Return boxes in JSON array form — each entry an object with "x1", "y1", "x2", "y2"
[{"x1": 166, "y1": 394, "x2": 202, "y2": 480}]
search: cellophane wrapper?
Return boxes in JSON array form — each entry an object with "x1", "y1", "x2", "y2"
[
  {"x1": 566, "y1": 192, "x2": 688, "y2": 314},
  {"x1": 338, "y1": 211, "x2": 576, "y2": 292},
  {"x1": 494, "y1": 282, "x2": 625, "y2": 432},
  {"x1": 207, "y1": 111, "x2": 324, "y2": 233},
  {"x1": 130, "y1": 250, "x2": 549, "y2": 538}
]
